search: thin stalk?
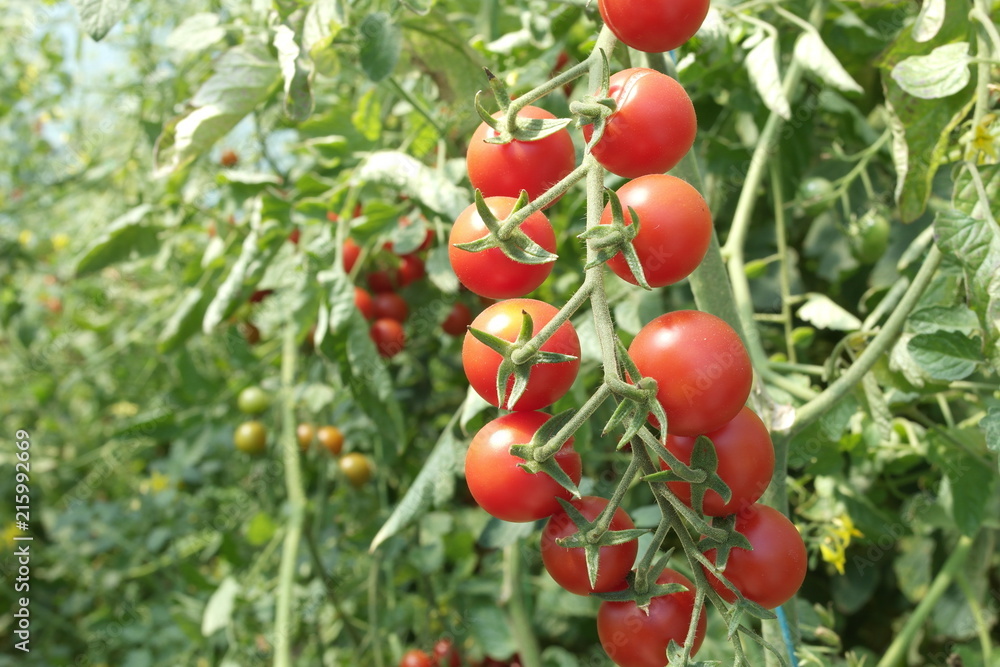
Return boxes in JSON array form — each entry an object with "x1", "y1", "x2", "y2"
[
  {"x1": 510, "y1": 273, "x2": 595, "y2": 364},
  {"x1": 793, "y1": 247, "x2": 943, "y2": 434},
  {"x1": 956, "y1": 571, "x2": 994, "y2": 663},
  {"x1": 303, "y1": 522, "x2": 364, "y2": 647},
  {"x1": 497, "y1": 162, "x2": 590, "y2": 236},
  {"x1": 771, "y1": 161, "x2": 797, "y2": 364},
  {"x1": 368, "y1": 555, "x2": 385, "y2": 667},
  {"x1": 876, "y1": 535, "x2": 974, "y2": 667},
  {"x1": 537, "y1": 383, "x2": 612, "y2": 459},
  {"x1": 503, "y1": 545, "x2": 543, "y2": 667},
  {"x1": 386, "y1": 76, "x2": 447, "y2": 137},
  {"x1": 274, "y1": 323, "x2": 307, "y2": 667}
]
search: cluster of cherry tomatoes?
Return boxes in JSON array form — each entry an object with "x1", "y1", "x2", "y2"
[
  {"x1": 448, "y1": 1, "x2": 808, "y2": 665},
  {"x1": 337, "y1": 210, "x2": 476, "y2": 358},
  {"x1": 232, "y1": 386, "x2": 371, "y2": 486}
]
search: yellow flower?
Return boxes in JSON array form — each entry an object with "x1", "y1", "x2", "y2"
[
  {"x1": 140, "y1": 471, "x2": 172, "y2": 495},
  {"x1": 18, "y1": 230, "x2": 33, "y2": 247},
  {"x1": 820, "y1": 514, "x2": 863, "y2": 575},
  {"x1": 52, "y1": 233, "x2": 70, "y2": 251}
]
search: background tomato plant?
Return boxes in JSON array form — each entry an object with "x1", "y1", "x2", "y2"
[{"x1": 0, "y1": 1, "x2": 998, "y2": 666}]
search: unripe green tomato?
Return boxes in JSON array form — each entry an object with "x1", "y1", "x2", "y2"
[
  {"x1": 798, "y1": 177, "x2": 835, "y2": 217},
  {"x1": 849, "y1": 209, "x2": 891, "y2": 264},
  {"x1": 234, "y1": 421, "x2": 267, "y2": 454},
  {"x1": 237, "y1": 386, "x2": 271, "y2": 415},
  {"x1": 791, "y1": 327, "x2": 816, "y2": 348}
]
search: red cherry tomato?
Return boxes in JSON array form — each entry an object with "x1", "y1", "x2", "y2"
[
  {"x1": 467, "y1": 106, "x2": 576, "y2": 204},
  {"x1": 432, "y1": 639, "x2": 461, "y2": 667},
  {"x1": 449, "y1": 197, "x2": 556, "y2": 300},
  {"x1": 343, "y1": 238, "x2": 362, "y2": 274},
  {"x1": 582, "y1": 68, "x2": 696, "y2": 179},
  {"x1": 598, "y1": 0, "x2": 711, "y2": 53},
  {"x1": 466, "y1": 412, "x2": 582, "y2": 523},
  {"x1": 600, "y1": 175, "x2": 712, "y2": 287},
  {"x1": 541, "y1": 496, "x2": 638, "y2": 596},
  {"x1": 396, "y1": 254, "x2": 425, "y2": 286},
  {"x1": 372, "y1": 292, "x2": 409, "y2": 323},
  {"x1": 463, "y1": 299, "x2": 580, "y2": 411},
  {"x1": 628, "y1": 310, "x2": 752, "y2": 436},
  {"x1": 249, "y1": 289, "x2": 274, "y2": 304},
  {"x1": 442, "y1": 303, "x2": 473, "y2": 337},
  {"x1": 370, "y1": 318, "x2": 405, "y2": 358},
  {"x1": 354, "y1": 287, "x2": 375, "y2": 321},
  {"x1": 662, "y1": 406, "x2": 774, "y2": 516},
  {"x1": 399, "y1": 649, "x2": 433, "y2": 667},
  {"x1": 367, "y1": 269, "x2": 396, "y2": 293},
  {"x1": 597, "y1": 568, "x2": 707, "y2": 667},
  {"x1": 288, "y1": 228, "x2": 301, "y2": 245},
  {"x1": 703, "y1": 504, "x2": 808, "y2": 609}
]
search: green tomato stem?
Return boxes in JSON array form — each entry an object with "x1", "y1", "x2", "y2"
[
  {"x1": 503, "y1": 544, "x2": 543, "y2": 667},
  {"x1": 274, "y1": 322, "x2": 307, "y2": 667},
  {"x1": 876, "y1": 534, "x2": 975, "y2": 667},
  {"x1": 536, "y1": 383, "x2": 612, "y2": 459},
  {"x1": 509, "y1": 272, "x2": 594, "y2": 366}
]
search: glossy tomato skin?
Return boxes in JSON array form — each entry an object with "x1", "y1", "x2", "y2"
[
  {"x1": 628, "y1": 310, "x2": 752, "y2": 436},
  {"x1": 399, "y1": 649, "x2": 433, "y2": 667},
  {"x1": 237, "y1": 386, "x2": 271, "y2": 415},
  {"x1": 467, "y1": 106, "x2": 576, "y2": 204},
  {"x1": 442, "y1": 303, "x2": 473, "y2": 337},
  {"x1": 463, "y1": 299, "x2": 580, "y2": 411},
  {"x1": 343, "y1": 238, "x2": 362, "y2": 274},
  {"x1": 601, "y1": 175, "x2": 712, "y2": 287},
  {"x1": 466, "y1": 412, "x2": 582, "y2": 522},
  {"x1": 368, "y1": 269, "x2": 396, "y2": 294},
  {"x1": 449, "y1": 197, "x2": 556, "y2": 299},
  {"x1": 583, "y1": 68, "x2": 696, "y2": 179},
  {"x1": 703, "y1": 504, "x2": 807, "y2": 609},
  {"x1": 296, "y1": 423, "x2": 316, "y2": 451},
  {"x1": 234, "y1": 421, "x2": 267, "y2": 454},
  {"x1": 597, "y1": 569, "x2": 706, "y2": 667},
  {"x1": 541, "y1": 496, "x2": 638, "y2": 595},
  {"x1": 355, "y1": 286, "x2": 375, "y2": 320},
  {"x1": 598, "y1": 0, "x2": 711, "y2": 53},
  {"x1": 371, "y1": 318, "x2": 406, "y2": 358},
  {"x1": 317, "y1": 425, "x2": 344, "y2": 456},
  {"x1": 372, "y1": 292, "x2": 409, "y2": 323},
  {"x1": 339, "y1": 452, "x2": 372, "y2": 487},
  {"x1": 663, "y1": 406, "x2": 774, "y2": 516},
  {"x1": 396, "y1": 254, "x2": 425, "y2": 287}
]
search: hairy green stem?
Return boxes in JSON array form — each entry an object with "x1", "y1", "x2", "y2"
[
  {"x1": 792, "y1": 246, "x2": 943, "y2": 434},
  {"x1": 537, "y1": 384, "x2": 612, "y2": 459},
  {"x1": 510, "y1": 274, "x2": 594, "y2": 365},
  {"x1": 876, "y1": 535, "x2": 974, "y2": 667},
  {"x1": 303, "y1": 522, "x2": 363, "y2": 647},
  {"x1": 274, "y1": 323, "x2": 307, "y2": 667},
  {"x1": 503, "y1": 544, "x2": 543, "y2": 667},
  {"x1": 497, "y1": 163, "x2": 591, "y2": 237},
  {"x1": 771, "y1": 161, "x2": 796, "y2": 364}
]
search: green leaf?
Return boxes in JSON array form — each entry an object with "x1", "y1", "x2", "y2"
[
  {"x1": 202, "y1": 220, "x2": 281, "y2": 333},
  {"x1": 907, "y1": 330, "x2": 981, "y2": 381},
  {"x1": 892, "y1": 42, "x2": 971, "y2": 99},
  {"x1": 158, "y1": 287, "x2": 210, "y2": 353},
  {"x1": 164, "y1": 13, "x2": 226, "y2": 52},
  {"x1": 982, "y1": 407, "x2": 1000, "y2": 467},
  {"x1": 908, "y1": 305, "x2": 982, "y2": 336},
  {"x1": 154, "y1": 39, "x2": 280, "y2": 176},
  {"x1": 358, "y1": 12, "x2": 401, "y2": 82},
  {"x1": 477, "y1": 518, "x2": 537, "y2": 550},
  {"x1": 796, "y1": 294, "x2": 862, "y2": 331},
  {"x1": 913, "y1": 0, "x2": 946, "y2": 42},
  {"x1": 201, "y1": 577, "x2": 240, "y2": 636},
  {"x1": 351, "y1": 88, "x2": 382, "y2": 142},
  {"x1": 274, "y1": 25, "x2": 314, "y2": 122},
  {"x1": 878, "y1": 0, "x2": 974, "y2": 221},
  {"x1": 468, "y1": 604, "x2": 516, "y2": 658},
  {"x1": 71, "y1": 0, "x2": 130, "y2": 41},
  {"x1": 370, "y1": 422, "x2": 461, "y2": 551},
  {"x1": 354, "y1": 151, "x2": 467, "y2": 220},
  {"x1": 75, "y1": 204, "x2": 159, "y2": 276},
  {"x1": 303, "y1": 0, "x2": 345, "y2": 53},
  {"x1": 745, "y1": 34, "x2": 790, "y2": 120},
  {"x1": 931, "y1": 430, "x2": 997, "y2": 536},
  {"x1": 794, "y1": 32, "x2": 862, "y2": 94},
  {"x1": 893, "y1": 536, "x2": 934, "y2": 603}
]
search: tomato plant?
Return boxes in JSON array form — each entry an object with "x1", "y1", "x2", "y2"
[
  {"x1": 237, "y1": 386, "x2": 271, "y2": 415},
  {"x1": 540, "y1": 496, "x2": 638, "y2": 596},
  {"x1": 465, "y1": 411, "x2": 582, "y2": 523},
  {"x1": 598, "y1": 0, "x2": 711, "y2": 53},
  {"x1": 600, "y1": 174, "x2": 712, "y2": 287},
  {"x1": 462, "y1": 299, "x2": 580, "y2": 411},
  {"x1": 597, "y1": 569, "x2": 707, "y2": 667},
  {"x1": 628, "y1": 310, "x2": 752, "y2": 436},
  {"x1": 703, "y1": 504, "x2": 808, "y2": 609},
  {"x1": 448, "y1": 197, "x2": 556, "y2": 299},
  {"x1": 467, "y1": 106, "x2": 576, "y2": 204},
  {"x1": 582, "y1": 68, "x2": 696, "y2": 179},
  {"x1": 662, "y1": 406, "x2": 774, "y2": 516},
  {"x1": 233, "y1": 421, "x2": 267, "y2": 455}
]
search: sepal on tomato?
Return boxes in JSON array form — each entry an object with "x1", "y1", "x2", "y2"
[
  {"x1": 579, "y1": 190, "x2": 652, "y2": 289},
  {"x1": 453, "y1": 190, "x2": 558, "y2": 266},
  {"x1": 645, "y1": 436, "x2": 734, "y2": 515},
  {"x1": 696, "y1": 514, "x2": 752, "y2": 571},
  {"x1": 603, "y1": 341, "x2": 665, "y2": 447},
  {"x1": 553, "y1": 497, "x2": 649, "y2": 589},
  {"x1": 466, "y1": 308, "x2": 578, "y2": 409},
  {"x1": 508, "y1": 409, "x2": 582, "y2": 499},
  {"x1": 474, "y1": 72, "x2": 574, "y2": 144}
]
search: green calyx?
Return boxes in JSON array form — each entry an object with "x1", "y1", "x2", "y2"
[
  {"x1": 644, "y1": 436, "x2": 734, "y2": 516},
  {"x1": 602, "y1": 342, "x2": 665, "y2": 449},
  {"x1": 578, "y1": 188, "x2": 652, "y2": 289},
  {"x1": 453, "y1": 190, "x2": 558, "y2": 266},
  {"x1": 475, "y1": 69, "x2": 574, "y2": 145},
  {"x1": 553, "y1": 497, "x2": 649, "y2": 590},
  {"x1": 507, "y1": 409, "x2": 581, "y2": 499},
  {"x1": 466, "y1": 308, "x2": 577, "y2": 409}
]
